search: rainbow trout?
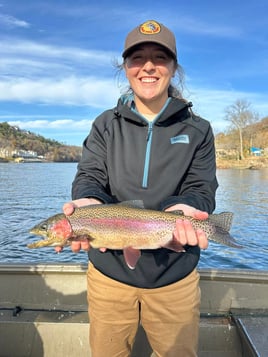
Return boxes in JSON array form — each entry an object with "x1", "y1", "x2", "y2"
[{"x1": 28, "y1": 201, "x2": 242, "y2": 269}]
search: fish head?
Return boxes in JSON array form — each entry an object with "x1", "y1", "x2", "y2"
[{"x1": 28, "y1": 213, "x2": 73, "y2": 248}]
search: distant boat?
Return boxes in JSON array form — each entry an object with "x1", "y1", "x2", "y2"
[
  {"x1": 248, "y1": 165, "x2": 261, "y2": 170},
  {"x1": 14, "y1": 157, "x2": 25, "y2": 163},
  {"x1": 14, "y1": 157, "x2": 45, "y2": 163}
]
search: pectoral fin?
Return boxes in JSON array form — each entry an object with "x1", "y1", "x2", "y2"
[{"x1": 123, "y1": 247, "x2": 141, "y2": 270}]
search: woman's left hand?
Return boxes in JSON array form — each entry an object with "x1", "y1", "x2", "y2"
[{"x1": 165, "y1": 204, "x2": 209, "y2": 250}]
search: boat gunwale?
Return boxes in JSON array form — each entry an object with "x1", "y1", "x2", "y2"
[{"x1": 0, "y1": 263, "x2": 268, "y2": 284}]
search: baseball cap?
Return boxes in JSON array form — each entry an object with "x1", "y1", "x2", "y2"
[{"x1": 122, "y1": 20, "x2": 177, "y2": 60}]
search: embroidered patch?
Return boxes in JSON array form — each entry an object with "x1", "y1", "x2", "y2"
[
  {"x1": 139, "y1": 20, "x2": 161, "y2": 35},
  {"x1": 170, "y1": 135, "x2": 189, "y2": 144}
]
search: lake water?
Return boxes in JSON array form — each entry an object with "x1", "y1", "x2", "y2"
[{"x1": 0, "y1": 163, "x2": 268, "y2": 270}]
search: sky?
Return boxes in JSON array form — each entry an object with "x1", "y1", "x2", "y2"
[{"x1": 0, "y1": 0, "x2": 267, "y2": 146}]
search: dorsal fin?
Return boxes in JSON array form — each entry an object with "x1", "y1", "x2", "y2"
[
  {"x1": 167, "y1": 210, "x2": 184, "y2": 216},
  {"x1": 118, "y1": 200, "x2": 145, "y2": 209}
]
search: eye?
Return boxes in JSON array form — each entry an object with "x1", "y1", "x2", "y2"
[
  {"x1": 154, "y1": 52, "x2": 169, "y2": 62},
  {"x1": 132, "y1": 54, "x2": 142, "y2": 59},
  {"x1": 156, "y1": 53, "x2": 166, "y2": 59},
  {"x1": 40, "y1": 223, "x2": 48, "y2": 231},
  {"x1": 130, "y1": 54, "x2": 144, "y2": 63}
]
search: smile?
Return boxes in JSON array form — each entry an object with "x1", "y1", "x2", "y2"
[{"x1": 140, "y1": 77, "x2": 157, "y2": 83}]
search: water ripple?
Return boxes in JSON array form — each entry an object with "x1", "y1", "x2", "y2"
[{"x1": 1, "y1": 163, "x2": 268, "y2": 270}]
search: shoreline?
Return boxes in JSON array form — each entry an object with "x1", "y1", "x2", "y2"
[
  {"x1": 0, "y1": 158, "x2": 78, "y2": 164},
  {"x1": 1, "y1": 157, "x2": 268, "y2": 169},
  {"x1": 216, "y1": 157, "x2": 268, "y2": 170}
]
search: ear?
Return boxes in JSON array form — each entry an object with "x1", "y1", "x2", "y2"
[
  {"x1": 172, "y1": 63, "x2": 178, "y2": 77},
  {"x1": 124, "y1": 64, "x2": 130, "y2": 80}
]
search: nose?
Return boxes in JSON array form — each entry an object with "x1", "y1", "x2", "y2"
[{"x1": 142, "y1": 58, "x2": 156, "y2": 71}]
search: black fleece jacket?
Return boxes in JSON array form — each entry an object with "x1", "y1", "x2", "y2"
[{"x1": 72, "y1": 97, "x2": 218, "y2": 288}]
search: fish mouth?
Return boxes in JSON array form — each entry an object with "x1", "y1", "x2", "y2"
[{"x1": 29, "y1": 229, "x2": 48, "y2": 238}]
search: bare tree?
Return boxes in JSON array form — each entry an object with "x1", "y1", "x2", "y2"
[{"x1": 224, "y1": 99, "x2": 258, "y2": 160}]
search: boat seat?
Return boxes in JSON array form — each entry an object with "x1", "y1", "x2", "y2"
[{"x1": 233, "y1": 315, "x2": 268, "y2": 357}]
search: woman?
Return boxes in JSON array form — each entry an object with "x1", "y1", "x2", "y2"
[{"x1": 62, "y1": 20, "x2": 218, "y2": 357}]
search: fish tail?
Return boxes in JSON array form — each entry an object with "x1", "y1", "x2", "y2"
[
  {"x1": 208, "y1": 212, "x2": 243, "y2": 248},
  {"x1": 209, "y1": 212, "x2": 233, "y2": 231},
  {"x1": 211, "y1": 226, "x2": 243, "y2": 248}
]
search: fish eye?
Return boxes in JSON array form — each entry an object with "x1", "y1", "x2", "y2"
[{"x1": 40, "y1": 223, "x2": 48, "y2": 231}]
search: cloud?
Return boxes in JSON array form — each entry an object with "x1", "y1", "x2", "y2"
[
  {"x1": 0, "y1": 38, "x2": 121, "y2": 107},
  {"x1": 0, "y1": 13, "x2": 30, "y2": 28},
  {"x1": 185, "y1": 87, "x2": 268, "y2": 133},
  {"x1": 7, "y1": 119, "x2": 93, "y2": 131},
  {"x1": 0, "y1": 38, "x2": 117, "y2": 63},
  {"x1": 0, "y1": 76, "x2": 120, "y2": 107},
  {"x1": 6, "y1": 118, "x2": 94, "y2": 145},
  {"x1": 0, "y1": 39, "x2": 119, "y2": 80}
]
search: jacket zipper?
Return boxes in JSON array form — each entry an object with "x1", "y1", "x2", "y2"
[
  {"x1": 135, "y1": 97, "x2": 172, "y2": 189},
  {"x1": 142, "y1": 122, "x2": 153, "y2": 188}
]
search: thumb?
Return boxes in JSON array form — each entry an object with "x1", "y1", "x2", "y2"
[
  {"x1": 193, "y1": 210, "x2": 209, "y2": 220},
  {"x1": 63, "y1": 202, "x2": 75, "y2": 216}
]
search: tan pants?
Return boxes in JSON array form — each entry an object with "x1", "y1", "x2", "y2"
[{"x1": 87, "y1": 263, "x2": 200, "y2": 357}]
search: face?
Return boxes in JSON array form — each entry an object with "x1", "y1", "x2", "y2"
[{"x1": 124, "y1": 43, "x2": 176, "y2": 110}]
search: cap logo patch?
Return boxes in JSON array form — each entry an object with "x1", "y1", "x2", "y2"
[{"x1": 139, "y1": 20, "x2": 161, "y2": 35}]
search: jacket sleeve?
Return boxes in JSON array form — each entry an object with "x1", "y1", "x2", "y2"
[
  {"x1": 160, "y1": 125, "x2": 218, "y2": 214},
  {"x1": 71, "y1": 118, "x2": 114, "y2": 203}
]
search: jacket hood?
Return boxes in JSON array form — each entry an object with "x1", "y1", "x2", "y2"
[{"x1": 116, "y1": 95, "x2": 192, "y2": 125}]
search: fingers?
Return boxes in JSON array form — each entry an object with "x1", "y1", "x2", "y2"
[
  {"x1": 54, "y1": 240, "x2": 91, "y2": 253},
  {"x1": 63, "y1": 202, "x2": 75, "y2": 216},
  {"x1": 192, "y1": 210, "x2": 209, "y2": 220},
  {"x1": 165, "y1": 204, "x2": 208, "y2": 220},
  {"x1": 174, "y1": 219, "x2": 188, "y2": 246},
  {"x1": 70, "y1": 241, "x2": 106, "y2": 253},
  {"x1": 54, "y1": 246, "x2": 63, "y2": 253},
  {"x1": 196, "y1": 229, "x2": 209, "y2": 249},
  {"x1": 55, "y1": 239, "x2": 105, "y2": 255},
  {"x1": 174, "y1": 219, "x2": 208, "y2": 250},
  {"x1": 71, "y1": 241, "x2": 87, "y2": 253}
]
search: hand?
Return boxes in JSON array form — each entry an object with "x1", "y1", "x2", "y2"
[
  {"x1": 165, "y1": 204, "x2": 209, "y2": 250},
  {"x1": 55, "y1": 198, "x2": 103, "y2": 253}
]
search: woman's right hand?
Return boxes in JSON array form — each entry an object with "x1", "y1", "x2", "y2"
[{"x1": 55, "y1": 197, "x2": 103, "y2": 253}]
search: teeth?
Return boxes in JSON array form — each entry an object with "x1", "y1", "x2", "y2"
[{"x1": 141, "y1": 78, "x2": 157, "y2": 83}]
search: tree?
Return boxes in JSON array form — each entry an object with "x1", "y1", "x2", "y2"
[{"x1": 224, "y1": 99, "x2": 259, "y2": 160}]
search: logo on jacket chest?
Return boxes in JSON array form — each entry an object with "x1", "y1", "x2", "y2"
[{"x1": 170, "y1": 134, "x2": 189, "y2": 144}]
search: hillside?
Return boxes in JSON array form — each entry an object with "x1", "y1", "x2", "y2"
[
  {"x1": 1, "y1": 117, "x2": 268, "y2": 166},
  {"x1": 215, "y1": 116, "x2": 268, "y2": 153},
  {"x1": 0, "y1": 122, "x2": 82, "y2": 162},
  {"x1": 215, "y1": 116, "x2": 268, "y2": 168}
]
